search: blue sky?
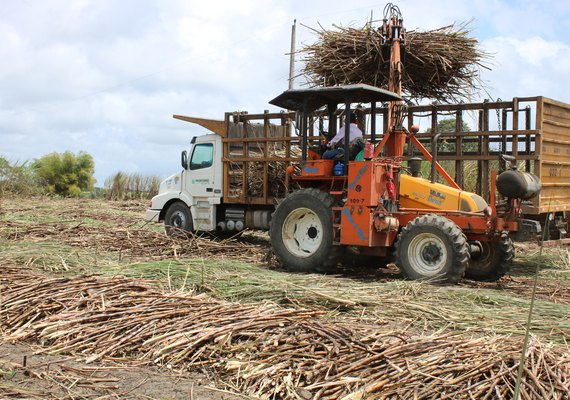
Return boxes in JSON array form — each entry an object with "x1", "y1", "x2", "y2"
[{"x1": 1, "y1": 0, "x2": 569, "y2": 185}]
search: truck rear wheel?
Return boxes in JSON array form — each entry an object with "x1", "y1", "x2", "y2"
[
  {"x1": 270, "y1": 188, "x2": 340, "y2": 273},
  {"x1": 395, "y1": 215, "x2": 469, "y2": 284},
  {"x1": 466, "y1": 234, "x2": 514, "y2": 281},
  {"x1": 164, "y1": 201, "x2": 193, "y2": 236}
]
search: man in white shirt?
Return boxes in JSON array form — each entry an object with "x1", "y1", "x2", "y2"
[{"x1": 322, "y1": 113, "x2": 364, "y2": 160}]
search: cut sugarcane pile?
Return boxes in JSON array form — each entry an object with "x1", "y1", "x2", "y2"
[{"x1": 1, "y1": 268, "x2": 568, "y2": 399}]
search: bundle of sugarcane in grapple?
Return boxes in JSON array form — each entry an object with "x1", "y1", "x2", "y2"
[{"x1": 300, "y1": 6, "x2": 490, "y2": 102}]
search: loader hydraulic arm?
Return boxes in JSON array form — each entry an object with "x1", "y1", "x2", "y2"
[{"x1": 374, "y1": 3, "x2": 406, "y2": 158}]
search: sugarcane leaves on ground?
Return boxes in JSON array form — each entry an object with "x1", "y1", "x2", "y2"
[
  {"x1": 1, "y1": 197, "x2": 570, "y2": 344},
  {"x1": 1, "y1": 196, "x2": 570, "y2": 399},
  {"x1": 0, "y1": 268, "x2": 568, "y2": 399}
]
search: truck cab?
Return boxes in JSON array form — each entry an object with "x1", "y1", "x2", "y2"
[
  {"x1": 146, "y1": 134, "x2": 223, "y2": 232},
  {"x1": 146, "y1": 110, "x2": 290, "y2": 235}
]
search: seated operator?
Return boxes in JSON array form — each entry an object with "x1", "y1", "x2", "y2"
[{"x1": 322, "y1": 113, "x2": 364, "y2": 160}]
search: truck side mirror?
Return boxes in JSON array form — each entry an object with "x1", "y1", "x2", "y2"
[{"x1": 181, "y1": 150, "x2": 188, "y2": 169}]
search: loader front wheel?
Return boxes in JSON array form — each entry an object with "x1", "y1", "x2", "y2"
[
  {"x1": 270, "y1": 188, "x2": 340, "y2": 273},
  {"x1": 395, "y1": 215, "x2": 469, "y2": 284},
  {"x1": 465, "y1": 235, "x2": 514, "y2": 281},
  {"x1": 164, "y1": 202, "x2": 193, "y2": 236}
]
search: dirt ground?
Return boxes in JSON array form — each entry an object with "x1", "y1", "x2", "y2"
[{"x1": 0, "y1": 341, "x2": 246, "y2": 400}]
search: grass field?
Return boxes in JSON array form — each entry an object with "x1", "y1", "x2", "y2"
[{"x1": 1, "y1": 196, "x2": 569, "y2": 399}]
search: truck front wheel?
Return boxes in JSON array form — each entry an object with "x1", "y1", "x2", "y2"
[
  {"x1": 164, "y1": 202, "x2": 193, "y2": 236},
  {"x1": 395, "y1": 214, "x2": 469, "y2": 284},
  {"x1": 270, "y1": 188, "x2": 340, "y2": 273}
]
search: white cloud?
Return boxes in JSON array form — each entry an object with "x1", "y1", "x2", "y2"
[
  {"x1": 506, "y1": 37, "x2": 567, "y2": 67},
  {"x1": 480, "y1": 35, "x2": 570, "y2": 99}
]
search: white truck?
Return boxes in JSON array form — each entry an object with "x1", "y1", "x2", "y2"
[{"x1": 145, "y1": 110, "x2": 298, "y2": 234}]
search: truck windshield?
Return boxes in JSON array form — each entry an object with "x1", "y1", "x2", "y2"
[{"x1": 190, "y1": 143, "x2": 213, "y2": 170}]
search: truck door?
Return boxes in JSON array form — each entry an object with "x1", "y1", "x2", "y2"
[
  {"x1": 185, "y1": 142, "x2": 217, "y2": 198},
  {"x1": 182, "y1": 138, "x2": 222, "y2": 230}
]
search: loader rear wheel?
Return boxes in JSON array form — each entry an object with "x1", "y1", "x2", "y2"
[
  {"x1": 395, "y1": 215, "x2": 469, "y2": 284},
  {"x1": 466, "y1": 235, "x2": 514, "y2": 281},
  {"x1": 164, "y1": 202, "x2": 193, "y2": 236},
  {"x1": 270, "y1": 188, "x2": 340, "y2": 273}
]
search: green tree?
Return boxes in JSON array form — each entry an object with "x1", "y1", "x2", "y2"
[
  {"x1": 425, "y1": 118, "x2": 477, "y2": 153},
  {"x1": 32, "y1": 151, "x2": 96, "y2": 197},
  {"x1": 427, "y1": 118, "x2": 471, "y2": 134}
]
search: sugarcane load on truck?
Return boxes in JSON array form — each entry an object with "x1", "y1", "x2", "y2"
[{"x1": 145, "y1": 5, "x2": 570, "y2": 283}]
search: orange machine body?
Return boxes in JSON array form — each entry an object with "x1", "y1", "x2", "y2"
[{"x1": 340, "y1": 160, "x2": 399, "y2": 248}]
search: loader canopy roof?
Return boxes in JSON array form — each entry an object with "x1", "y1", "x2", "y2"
[{"x1": 269, "y1": 84, "x2": 402, "y2": 112}]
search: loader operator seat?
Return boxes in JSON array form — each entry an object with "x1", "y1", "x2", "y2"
[
  {"x1": 325, "y1": 137, "x2": 365, "y2": 161},
  {"x1": 323, "y1": 113, "x2": 363, "y2": 161}
]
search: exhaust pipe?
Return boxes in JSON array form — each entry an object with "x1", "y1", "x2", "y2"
[{"x1": 431, "y1": 132, "x2": 441, "y2": 183}]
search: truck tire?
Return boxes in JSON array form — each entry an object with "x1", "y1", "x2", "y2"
[
  {"x1": 465, "y1": 234, "x2": 514, "y2": 281},
  {"x1": 164, "y1": 202, "x2": 193, "y2": 236},
  {"x1": 395, "y1": 214, "x2": 469, "y2": 284},
  {"x1": 270, "y1": 188, "x2": 340, "y2": 273}
]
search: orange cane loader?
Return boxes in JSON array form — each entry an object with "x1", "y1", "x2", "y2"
[{"x1": 267, "y1": 6, "x2": 540, "y2": 283}]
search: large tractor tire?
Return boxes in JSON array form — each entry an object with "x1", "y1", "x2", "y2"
[
  {"x1": 164, "y1": 201, "x2": 193, "y2": 236},
  {"x1": 465, "y1": 234, "x2": 514, "y2": 281},
  {"x1": 395, "y1": 214, "x2": 469, "y2": 284},
  {"x1": 270, "y1": 188, "x2": 340, "y2": 273}
]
